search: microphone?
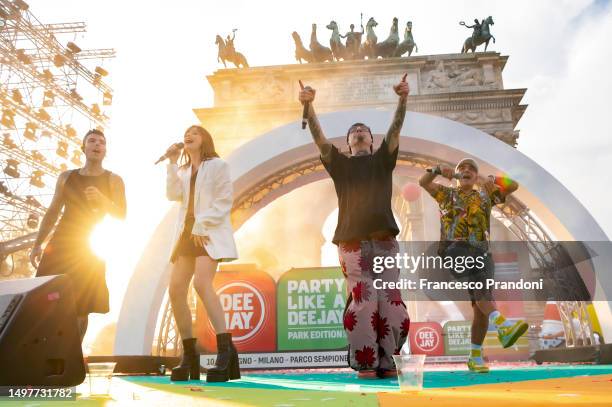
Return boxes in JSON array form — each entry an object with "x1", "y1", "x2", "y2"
[
  {"x1": 299, "y1": 80, "x2": 309, "y2": 130},
  {"x1": 427, "y1": 167, "x2": 463, "y2": 179},
  {"x1": 302, "y1": 102, "x2": 309, "y2": 130},
  {"x1": 154, "y1": 142, "x2": 184, "y2": 165}
]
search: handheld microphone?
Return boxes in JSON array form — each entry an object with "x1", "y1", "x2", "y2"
[
  {"x1": 155, "y1": 142, "x2": 184, "y2": 165},
  {"x1": 302, "y1": 102, "x2": 309, "y2": 130},
  {"x1": 427, "y1": 167, "x2": 463, "y2": 179},
  {"x1": 299, "y1": 80, "x2": 309, "y2": 130}
]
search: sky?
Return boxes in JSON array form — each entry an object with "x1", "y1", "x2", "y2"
[{"x1": 24, "y1": 0, "x2": 612, "y2": 351}]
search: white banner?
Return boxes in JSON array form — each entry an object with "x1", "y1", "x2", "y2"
[
  {"x1": 199, "y1": 351, "x2": 467, "y2": 369},
  {"x1": 200, "y1": 351, "x2": 347, "y2": 369}
]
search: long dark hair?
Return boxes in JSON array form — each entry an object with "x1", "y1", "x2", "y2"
[{"x1": 179, "y1": 125, "x2": 219, "y2": 167}]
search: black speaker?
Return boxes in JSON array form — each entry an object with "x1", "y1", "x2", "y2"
[{"x1": 0, "y1": 275, "x2": 85, "y2": 386}]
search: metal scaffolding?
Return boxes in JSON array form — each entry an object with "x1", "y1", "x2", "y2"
[{"x1": 0, "y1": 0, "x2": 114, "y2": 277}]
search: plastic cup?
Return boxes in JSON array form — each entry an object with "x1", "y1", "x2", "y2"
[
  {"x1": 392, "y1": 354, "x2": 426, "y2": 392},
  {"x1": 87, "y1": 362, "x2": 116, "y2": 396}
]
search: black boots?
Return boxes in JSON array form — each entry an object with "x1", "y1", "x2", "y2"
[
  {"x1": 170, "y1": 338, "x2": 200, "y2": 381},
  {"x1": 206, "y1": 333, "x2": 240, "y2": 382},
  {"x1": 170, "y1": 334, "x2": 240, "y2": 382}
]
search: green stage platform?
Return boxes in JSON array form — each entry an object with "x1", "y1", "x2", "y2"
[{"x1": 2, "y1": 364, "x2": 612, "y2": 406}]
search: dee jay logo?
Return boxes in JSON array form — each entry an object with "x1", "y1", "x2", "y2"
[
  {"x1": 409, "y1": 322, "x2": 444, "y2": 356},
  {"x1": 415, "y1": 326, "x2": 439, "y2": 352},
  {"x1": 196, "y1": 268, "x2": 277, "y2": 353},
  {"x1": 217, "y1": 282, "x2": 265, "y2": 341}
]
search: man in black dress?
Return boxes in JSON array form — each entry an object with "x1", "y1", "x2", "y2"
[{"x1": 30, "y1": 129, "x2": 126, "y2": 342}]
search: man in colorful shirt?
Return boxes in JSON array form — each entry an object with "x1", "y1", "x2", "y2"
[{"x1": 419, "y1": 158, "x2": 527, "y2": 373}]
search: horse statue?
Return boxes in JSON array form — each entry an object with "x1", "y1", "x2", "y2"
[
  {"x1": 215, "y1": 35, "x2": 229, "y2": 67},
  {"x1": 309, "y1": 23, "x2": 333, "y2": 63},
  {"x1": 460, "y1": 16, "x2": 495, "y2": 53},
  {"x1": 361, "y1": 17, "x2": 378, "y2": 59},
  {"x1": 326, "y1": 20, "x2": 347, "y2": 61},
  {"x1": 375, "y1": 17, "x2": 399, "y2": 58},
  {"x1": 215, "y1": 33, "x2": 249, "y2": 68},
  {"x1": 292, "y1": 31, "x2": 314, "y2": 63},
  {"x1": 394, "y1": 21, "x2": 418, "y2": 57}
]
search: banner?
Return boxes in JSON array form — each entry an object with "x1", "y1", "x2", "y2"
[
  {"x1": 196, "y1": 265, "x2": 277, "y2": 353},
  {"x1": 276, "y1": 267, "x2": 348, "y2": 351},
  {"x1": 409, "y1": 322, "x2": 444, "y2": 356},
  {"x1": 201, "y1": 351, "x2": 347, "y2": 369},
  {"x1": 443, "y1": 321, "x2": 471, "y2": 356},
  {"x1": 194, "y1": 265, "x2": 534, "y2": 367}
]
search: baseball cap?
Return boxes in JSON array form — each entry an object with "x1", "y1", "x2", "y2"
[{"x1": 455, "y1": 158, "x2": 479, "y2": 173}]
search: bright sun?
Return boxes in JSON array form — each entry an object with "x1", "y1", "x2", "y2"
[{"x1": 89, "y1": 216, "x2": 125, "y2": 259}]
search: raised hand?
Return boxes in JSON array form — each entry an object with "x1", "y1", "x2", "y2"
[
  {"x1": 439, "y1": 164, "x2": 455, "y2": 180},
  {"x1": 298, "y1": 80, "x2": 316, "y2": 105},
  {"x1": 298, "y1": 80, "x2": 331, "y2": 158},
  {"x1": 166, "y1": 143, "x2": 182, "y2": 164},
  {"x1": 393, "y1": 73, "x2": 410, "y2": 98},
  {"x1": 386, "y1": 73, "x2": 410, "y2": 152},
  {"x1": 482, "y1": 175, "x2": 499, "y2": 195}
]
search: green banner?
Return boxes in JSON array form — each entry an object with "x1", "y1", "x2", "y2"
[
  {"x1": 443, "y1": 321, "x2": 472, "y2": 355},
  {"x1": 277, "y1": 267, "x2": 348, "y2": 351}
]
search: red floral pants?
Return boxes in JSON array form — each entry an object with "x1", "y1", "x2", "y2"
[{"x1": 339, "y1": 238, "x2": 410, "y2": 371}]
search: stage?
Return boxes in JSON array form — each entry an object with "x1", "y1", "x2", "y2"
[{"x1": 3, "y1": 363, "x2": 612, "y2": 406}]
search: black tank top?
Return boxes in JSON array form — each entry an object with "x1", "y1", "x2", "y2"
[
  {"x1": 52, "y1": 169, "x2": 112, "y2": 244},
  {"x1": 185, "y1": 170, "x2": 198, "y2": 222}
]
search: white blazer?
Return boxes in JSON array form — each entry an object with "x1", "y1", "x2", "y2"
[{"x1": 166, "y1": 158, "x2": 238, "y2": 262}]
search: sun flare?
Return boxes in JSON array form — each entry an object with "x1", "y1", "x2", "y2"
[{"x1": 89, "y1": 216, "x2": 125, "y2": 259}]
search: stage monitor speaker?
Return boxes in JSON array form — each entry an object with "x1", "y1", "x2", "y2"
[{"x1": 0, "y1": 275, "x2": 85, "y2": 386}]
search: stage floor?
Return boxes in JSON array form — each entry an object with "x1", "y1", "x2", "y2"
[{"x1": 2, "y1": 364, "x2": 612, "y2": 406}]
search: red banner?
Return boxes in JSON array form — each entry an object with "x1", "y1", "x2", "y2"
[
  {"x1": 409, "y1": 322, "x2": 444, "y2": 356},
  {"x1": 196, "y1": 265, "x2": 276, "y2": 353}
]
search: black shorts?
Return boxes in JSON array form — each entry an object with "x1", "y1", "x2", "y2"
[
  {"x1": 442, "y1": 241, "x2": 495, "y2": 305},
  {"x1": 170, "y1": 218, "x2": 209, "y2": 263}
]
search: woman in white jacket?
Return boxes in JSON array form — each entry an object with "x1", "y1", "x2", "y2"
[{"x1": 165, "y1": 125, "x2": 239, "y2": 382}]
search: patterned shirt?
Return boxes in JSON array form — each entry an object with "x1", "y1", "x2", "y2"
[{"x1": 429, "y1": 185, "x2": 504, "y2": 250}]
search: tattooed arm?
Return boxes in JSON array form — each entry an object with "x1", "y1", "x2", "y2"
[
  {"x1": 299, "y1": 84, "x2": 333, "y2": 163},
  {"x1": 386, "y1": 74, "x2": 410, "y2": 153}
]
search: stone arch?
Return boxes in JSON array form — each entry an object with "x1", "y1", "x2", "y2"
[{"x1": 115, "y1": 110, "x2": 611, "y2": 354}]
